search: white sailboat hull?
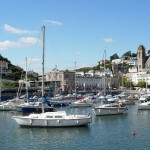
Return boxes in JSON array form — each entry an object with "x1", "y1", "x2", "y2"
[
  {"x1": 12, "y1": 111, "x2": 92, "y2": 127},
  {"x1": 13, "y1": 117, "x2": 91, "y2": 127}
]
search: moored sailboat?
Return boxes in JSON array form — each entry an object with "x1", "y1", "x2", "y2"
[
  {"x1": 12, "y1": 26, "x2": 92, "y2": 127},
  {"x1": 12, "y1": 110, "x2": 91, "y2": 127},
  {"x1": 92, "y1": 50, "x2": 128, "y2": 116}
]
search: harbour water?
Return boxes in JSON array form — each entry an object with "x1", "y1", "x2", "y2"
[{"x1": 0, "y1": 105, "x2": 150, "y2": 150}]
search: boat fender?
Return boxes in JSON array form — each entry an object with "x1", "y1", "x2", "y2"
[
  {"x1": 57, "y1": 120, "x2": 60, "y2": 123},
  {"x1": 77, "y1": 120, "x2": 79, "y2": 124}
]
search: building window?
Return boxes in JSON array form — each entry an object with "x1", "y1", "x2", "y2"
[
  {"x1": 138, "y1": 52, "x2": 141, "y2": 58},
  {"x1": 59, "y1": 75, "x2": 62, "y2": 79}
]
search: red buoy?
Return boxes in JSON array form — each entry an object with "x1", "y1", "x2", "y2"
[{"x1": 131, "y1": 131, "x2": 136, "y2": 136}]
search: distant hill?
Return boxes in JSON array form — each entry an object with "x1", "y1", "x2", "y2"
[{"x1": 0, "y1": 54, "x2": 36, "y2": 81}]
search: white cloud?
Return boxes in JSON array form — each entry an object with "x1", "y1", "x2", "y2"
[
  {"x1": 0, "y1": 40, "x2": 20, "y2": 50},
  {"x1": 43, "y1": 20, "x2": 63, "y2": 26},
  {"x1": 0, "y1": 37, "x2": 40, "y2": 51},
  {"x1": 3, "y1": 24, "x2": 38, "y2": 34},
  {"x1": 103, "y1": 38, "x2": 114, "y2": 43},
  {"x1": 19, "y1": 37, "x2": 40, "y2": 45}
]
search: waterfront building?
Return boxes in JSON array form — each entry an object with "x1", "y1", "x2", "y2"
[
  {"x1": 128, "y1": 71, "x2": 150, "y2": 86},
  {"x1": 0, "y1": 60, "x2": 12, "y2": 74},
  {"x1": 128, "y1": 67, "x2": 138, "y2": 73},
  {"x1": 137, "y1": 45, "x2": 146, "y2": 72},
  {"x1": 137, "y1": 45, "x2": 150, "y2": 72},
  {"x1": 28, "y1": 69, "x2": 74, "y2": 95},
  {"x1": 76, "y1": 70, "x2": 120, "y2": 92},
  {"x1": 45, "y1": 69, "x2": 111, "y2": 94},
  {"x1": 125, "y1": 45, "x2": 150, "y2": 86},
  {"x1": 45, "y1": 69, "x2": 75, "y2": 94},
  {"x1": 25, "y1": 65, "x2": 120, "y2": 94},
  {"x1": 112, "y1": 56, "x2": 137, "y2": 74},
  {"x1": 128, "y1": 57, "x2": 138, "y2": 66}
]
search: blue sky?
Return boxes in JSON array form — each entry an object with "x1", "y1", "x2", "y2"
[{"x1": 0, "y1": 0, "x2": 150, "y2": 74}]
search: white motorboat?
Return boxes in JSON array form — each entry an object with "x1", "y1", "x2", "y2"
[
  {"x1": 93, "y1": 98, "x2": 128, "y2": 116},
  {"x1": 137, "y1": 99, "x2": 150, "y2": 110},
  {"x1": 12, "y1": 111, "x2": 92, "y2": 127},
  {"x1": 0, "y1": 101, "x2": 16, "y2": 111},
  {"x1": 93, "y1": 104, "x2": 127, "y2": 116},
  {"x1": 69, "y1": 99, "x2": 93, "y2": 107}
]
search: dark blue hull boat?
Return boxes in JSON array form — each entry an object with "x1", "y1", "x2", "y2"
[{"x1": 20, "y1": 106, "x2": 54, "y2": 113}]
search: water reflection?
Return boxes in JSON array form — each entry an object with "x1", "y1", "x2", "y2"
[
  {"x1": 14, "y1": 125, "x2": 91, "y2": 150},
  {"x1": 1, "y1": 105, "x2": 150, "y2": 150}
]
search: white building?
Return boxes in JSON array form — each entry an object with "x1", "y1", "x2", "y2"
[
  {"x1": 0, "y1": 61, "x2": 11, "y2": 74},
  {"x1": 112, "y1": 57, "x2": 137, "y2": 66},
  {"x1": 128, "y1": 67, "x2": 138, "y2": 73},
  {"x1": 76, "y1": 74, "x2": 110, "y2": 92},
  {"x1": 129, "y1": 71, "x2": 150, "y2": 85}
]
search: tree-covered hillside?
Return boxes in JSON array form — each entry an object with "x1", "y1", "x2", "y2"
[{"x1": 0, "y1": 54, "x2": 36, "y2": 81}]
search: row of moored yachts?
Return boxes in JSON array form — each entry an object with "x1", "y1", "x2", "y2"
[{"x1": 0, "y1": 92, "x2": 149, "y2": 127}]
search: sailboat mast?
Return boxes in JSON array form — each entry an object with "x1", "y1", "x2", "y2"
[
  {"x1": 74, "y1": 62, "x2": 77, "y2": 100},
  {"x1": 0, "y1": 61, "x2": 2, "y2": 102},
  {"x1": 104, "y1": 50, "x2": 106, "y2": 97},
  {"x1": 54, "y1": 65, "x2": 57, "y2": 98},
  {"x1": 42, "y1": 26, "x2": 45, "y2": 97},
  {"x1": 25, "y1": 57, "x2": 28, "y2": 101}
]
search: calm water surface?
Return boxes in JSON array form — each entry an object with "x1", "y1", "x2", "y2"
[{"x1": 0, "y1": 105, "x2": 150, "y2": 150}]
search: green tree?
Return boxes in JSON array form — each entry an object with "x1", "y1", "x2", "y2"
[
  {"x1": 122, "y1": 76, "x2": 134, "y2": 87},
  {"x1": 0, "y1": 54, "x2": 11, "y2": 63},
  {"x1": 147, "y1": 50, "x2": 150, "y2": 54},
  {"x1": 92, "y1": 64, "x2": 100, "y2": 71},
  {"x1": 11, "y1": 71, "x2": 23, "y2": 81},
  {"x1": 77, "y1": 67, "x2": 91, "y2": 73},
  {"x1": 11, "y1": 81, "x2": 19, "y2": 87},
  {"x1": 122, "y1": 51, "x2": 131, "y2": 57},
  {"x1": 110, "y1": 53, "x2": 119, "y2": 60},
  {"x1": 123, "y1": 81, "x2": 134, "y2": 87},
  {"x1": 136, "y1": 81, "x2": 146, "y2": 88},
  {"x1": 2, "y1": 81, "x2": 12, "y2": 87},
  {"x1": 131, "y1": 53, "x2": 137, "y2": 57}
]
